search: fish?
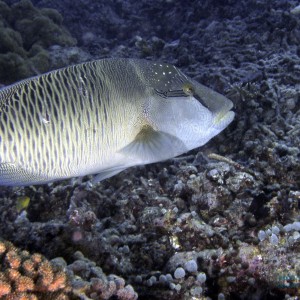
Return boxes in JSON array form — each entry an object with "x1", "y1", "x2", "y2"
[{"x1": 0, "y1": 58, "x2": 234, "y2": 186}]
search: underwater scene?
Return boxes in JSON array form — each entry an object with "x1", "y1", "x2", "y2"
[{"x1": 0, "y1": 0, "x2": 300, "y2": 299}]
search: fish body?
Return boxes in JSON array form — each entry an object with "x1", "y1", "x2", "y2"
[{"x1": 0, "y1": 58, "x2": 234, "y2": 186}]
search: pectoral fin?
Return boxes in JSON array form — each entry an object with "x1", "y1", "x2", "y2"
[{"x1": 119, "y1": 125, "x2": 187, "y2": 163}]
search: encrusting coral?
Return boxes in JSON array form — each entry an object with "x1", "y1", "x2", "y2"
[
  {"x1": 0, "y1": 0, "x2": 76, "y2": 84},
  {"x1": 68, "y1": 251, "x2": 138, "y2": 300}
]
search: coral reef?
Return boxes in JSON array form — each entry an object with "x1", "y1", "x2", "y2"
[
  {"x1": 0, "y1": 0, "x2": 76, "y2": 84},
  {"x1": 0, "y1": 239, "x2": 138, "y2": 300},
  {"x1": 0, "y1": 240, "x2": 70, "y2": 299},
  {"x1": 0, "y1": 0, "x2": 300, "y2": 299},
  {"x1": 68, "y1": 251, "x2": 138, "y2": 300}
]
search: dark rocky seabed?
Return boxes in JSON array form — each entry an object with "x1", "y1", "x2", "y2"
[{"x1": 0, "y1": 0, "x2": 300, "y2": 299}]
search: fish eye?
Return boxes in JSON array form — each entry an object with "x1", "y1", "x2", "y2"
[
  {"x1": 182, "y1": 83, "x2": 210, "y2": 109},
  {"x1": 183, "y1": 83, "x2": 195, "y2": 96}
]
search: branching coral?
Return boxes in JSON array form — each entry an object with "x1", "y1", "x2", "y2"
[
  {"x1": 0, "y1": 240, "x2": 139, "y2": 300},
  {"x1": 0, "y1": 240, "x2": 70, "y2": 299}
]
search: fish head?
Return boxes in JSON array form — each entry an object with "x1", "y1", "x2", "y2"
[{"x1": 140, "y1": 61, "x2": 235, "y2": 154}]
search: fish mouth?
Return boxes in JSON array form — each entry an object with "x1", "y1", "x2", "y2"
[{"x1": 213, "y1": 109, "x2": 235, "y2": 129}]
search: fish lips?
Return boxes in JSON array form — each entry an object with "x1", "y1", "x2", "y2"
[{"x1": 212, "y1": 107, "x2": 235, "y2": 130}]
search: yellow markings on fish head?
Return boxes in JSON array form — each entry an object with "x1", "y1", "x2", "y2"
[{"x1": 213, "y1": 109, "x2": 235, "y2": 126}]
